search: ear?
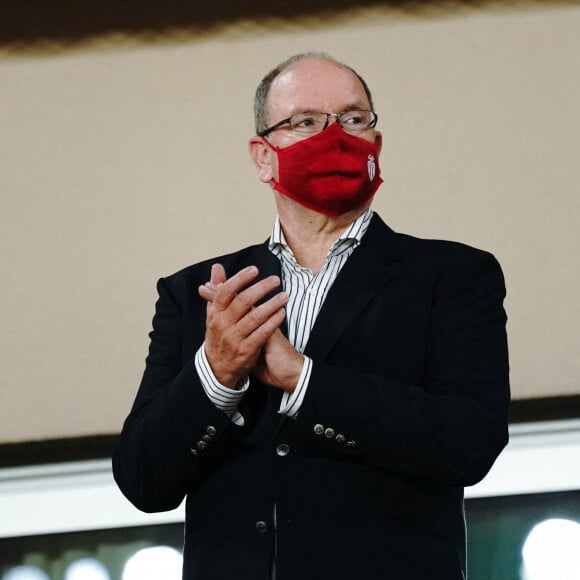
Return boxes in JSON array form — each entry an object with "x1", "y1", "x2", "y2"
[
  {"x1": 374, "y1": 130, "x2": 383, "y2": 156},
  {"x1": 248, "y1": 136, "x2": 275, "y2": 183}
]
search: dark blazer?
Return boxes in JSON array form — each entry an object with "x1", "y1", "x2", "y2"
[{"x1": 113, "y1": 214, "x2": 510, "y2": 580}]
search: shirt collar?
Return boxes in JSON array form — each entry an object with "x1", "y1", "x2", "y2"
[{"x1": 268, "y1": 208, "x2": 374, "y2": 254}]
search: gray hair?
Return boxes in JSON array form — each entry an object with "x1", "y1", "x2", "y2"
[{"x1": 253, "y1": 52, "x2": 375, "y2": 134}]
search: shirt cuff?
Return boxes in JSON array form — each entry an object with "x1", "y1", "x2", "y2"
[
  {"x1": 194, "y1": 343, "x2": 248, "y2": 426},
  {"x1": 278, "y1": 356, "x2": 313, "y2": 419}
]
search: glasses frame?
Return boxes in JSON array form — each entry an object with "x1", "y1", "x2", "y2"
[{"x1": 257, "y1": 110, "x2": 378, "y2": 137}]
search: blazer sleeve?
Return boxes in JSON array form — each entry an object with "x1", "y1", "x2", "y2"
[
  {"x1": 293, "y1": 250, "x2": 510, "y2": 487},
  {"x1": 112, "y1": 275, "x2": 234, "y2": 513}
]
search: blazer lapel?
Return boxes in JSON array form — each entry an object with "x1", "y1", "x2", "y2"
[{"x1": 304, "y1": 215, "x2": 403, "y2": 361}]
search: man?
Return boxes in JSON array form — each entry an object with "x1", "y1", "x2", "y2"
[{"x1": 113, "y1": 53, "x2": 510, "y2": 580}]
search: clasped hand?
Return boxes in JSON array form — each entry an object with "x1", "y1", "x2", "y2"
[{"x1": 198, "y1": 264, "x2": 304, "y2": 392}]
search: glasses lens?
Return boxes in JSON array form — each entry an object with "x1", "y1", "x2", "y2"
[
  {"x1": 339, "y1": 110, "x2": 375, "y2": 132},
  {"x1": 286, "y1": 110, "x2": 377, "y2": 134},
  {"x1": 289, "y1": 112, "x2": 328, "y2": 134}
]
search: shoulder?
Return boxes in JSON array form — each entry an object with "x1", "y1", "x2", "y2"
[
  {"x1": 401, "y1": 233, "x2": 499, "y2": 270},
  {"x1": 370, "y1": 213, "x2": 504, "y2": 281}
]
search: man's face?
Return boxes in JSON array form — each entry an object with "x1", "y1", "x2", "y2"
[{"x1": 249, "y1": 57, "x2": 382, "y2": 186}]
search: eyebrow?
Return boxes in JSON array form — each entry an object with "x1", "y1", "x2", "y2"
[{"x1": 341, "y1": 102, "x2": 370, "y2": 111}]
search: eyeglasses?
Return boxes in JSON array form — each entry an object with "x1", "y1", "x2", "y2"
[{"x1": 257, "y1": 110, "x2": 378, "y2": 137}]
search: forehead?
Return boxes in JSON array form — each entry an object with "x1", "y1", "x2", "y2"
[{"x1": 267, "y1": 58, "x2": 370, "y2": 120}]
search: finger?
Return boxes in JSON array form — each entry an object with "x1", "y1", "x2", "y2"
[
  {"x1": 198, "y1": 283, "x2": 217, "y2": 302},
  {"x1": 198, "y1": 263, "x2": 226, "y2": 302},
  {"x1": 243, "y1": 307, "x2": 288, "y2": 350},
  {"x1": 210, "y1": 263, "x2": 226, "y2": 286},
  {"x1": 236, "y1": 291, "x2": 288, "y2": 337},
  {"x1": 226, "y1": 275, "x2": 283, "y2": 321},
  {"x1": 213, "y1": 266, "x2": 260, "y2": 310},
  {"x1": 201, "y1": 273, "x2": 282, "y2": 314}
]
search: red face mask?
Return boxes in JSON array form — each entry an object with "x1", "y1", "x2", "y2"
[{"x1": 262, "y1": 122, "x2": 383, "y2": 217}]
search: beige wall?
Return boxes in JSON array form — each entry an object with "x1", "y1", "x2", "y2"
[{"x1": 1, "y1": 3, "x2": 579, "y2": 443}]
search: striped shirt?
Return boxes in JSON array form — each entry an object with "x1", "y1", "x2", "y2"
[{"x1": 195, "y1": 208, "x2": 373, "y2": 424}]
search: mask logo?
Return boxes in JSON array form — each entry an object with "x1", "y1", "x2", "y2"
[{"x1": 367, "y1": 154, "x2": 376, "y2": 181}]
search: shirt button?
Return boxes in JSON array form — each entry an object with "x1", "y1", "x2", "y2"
[
  {"x1": 308, "y1": 287, "x2": 316, "y2": 296},
  {"x1": 324, "y1": 428, "x2": 335, "y2": 439},
  {"x1": 276, "y1": 443, "x2": 290, "y2": 457},
  {"x1": 313, "y1": 424, "x2": 324, "y2": 435},
  {"x1": 206, "y1": 426, "x2": 217, "y2": 436},
  {"x1": 255, "y1": 521, "x2": 268, "y2": 534}
]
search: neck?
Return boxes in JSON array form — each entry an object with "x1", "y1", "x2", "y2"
[{"x1": 276, "y1": 193, "x2": 369, "y2": 272}]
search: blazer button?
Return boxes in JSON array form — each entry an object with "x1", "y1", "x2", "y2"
[
  {"x1": 276, "y1": 443, "x2": 290, "y2": 457},
  {"x1": 196, "y1": 441, "x2": 207, "y2": 451},
  {"x1": 335, "y1": 434, "x2": 346, "y2": 444},
  {"x1": 324, "y1": 428, "x2": 335, "y2": 439},
  {"x1": 202, "y1": 434, "x2": 212, "y2": 443},
  {"x1": 255, "y1": 520, "x2": 268, "y2": 534},
  {"x1": 206, "y1": 426, "x2": 217, "y2": 436},
  {"x1": 313, "y1": 424, "x2": 324, "y2": 435}
]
